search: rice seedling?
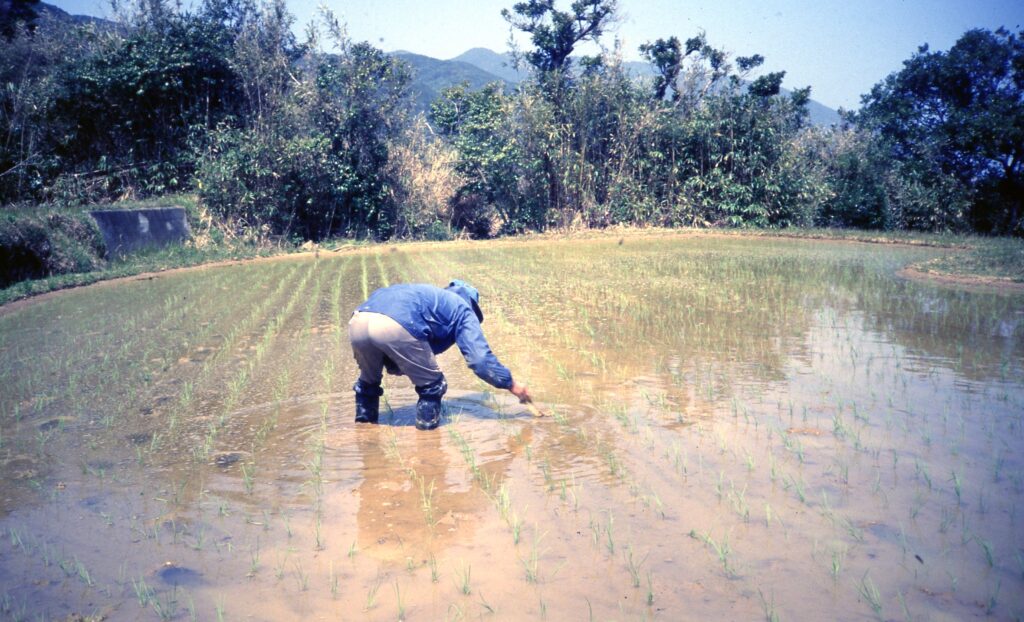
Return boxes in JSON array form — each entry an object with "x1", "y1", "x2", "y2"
[
  {"x1": 248, "y1": 539, "x2": 260, "y2": 577},
  {"x1": 522, "y1": 530, "x2": 544, "y2": 583},
  {"x1": 986, "y1": 579, "x2": 1002, "y2": 615},
  {"x1": 623, "y1": 546, "x2": 647, "y2": 588},
  {"x1": 830, "y1": 545, "x2": 846, "y2": 584},
  {"x1": 394, "y1": 581, "x2": 406, "y2": 620},
  {"x1": 976, "y1": 536, "x2": 995, "y2": 568},
  {"x1": 897, "y1": 590, "x2": 912, "y2": 621},
  {"x1": 690, "y1": 530, "x2": 736, "y2": 577},
  {"x1": 951, "y1": 470, "x2": 963, "y2": 505},
  {"x1": 758, "y1": 588, "x2": 779, "y2": 622},
  {"x1": 132, "y1": 576, "x2": 154, "y2": 607},
  {"x1": 429, "y1": 554, "x2": 439, "y2": 583},
  {"x1": 152, "y1": 585, "x2": 180, "y2": 622},
  {"x1": 365, "y1": 575, "x2": 383, "y2": 611},
  {"x1": 604, "y1": 511, "x2": 615, "y2": 556},
  {"x1": 457, "y1": 562, "x2": 472, "y2": 595},
  {"x1": 857, "y1": 572, "x2": 883, "y2": 621}
]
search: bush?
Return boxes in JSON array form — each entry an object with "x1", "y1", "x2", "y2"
[
  {"x1": 195, "y1": 125, "x2": 356, "y2": 242},
  {"x1": 0, "y1": 209, "x2": 105, "y2": 288},
  {"x1": 386, "y1": 118, "x2": 464, "y2": 239}
]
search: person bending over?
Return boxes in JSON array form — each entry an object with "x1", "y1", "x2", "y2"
[{"x1": 348, "y1": 280, "x2": 531, "y2": 430}]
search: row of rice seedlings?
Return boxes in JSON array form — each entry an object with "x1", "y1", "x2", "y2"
[
  {"x1": 1, "y1": 269, "x2": 281, "y2": 498},
  {"x1": 447, "y1": 410, "x2": 660, "y2": 610},
  {"x1": 0, "y1": 270, "x2": 211, "y2": 433},
  {"x1": 116, "y1": 266, "x2": 293, "y2": 438},
  {"x1": 379, "y1": 241, "x2": 1023, "y2": 617},
  {"x1": 716, "y1": 325, "x2": 1019, "y2": 618},
  {"x1": 148, "y1": 262, "x2": 310, "y2": 464},
  {"x1": 188, "y1": 263, "x2": 319, "y2": 463}
]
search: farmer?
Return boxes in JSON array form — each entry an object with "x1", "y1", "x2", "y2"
[{"x1": 348, "y1": 280, "x2": 531, "y2": 430}]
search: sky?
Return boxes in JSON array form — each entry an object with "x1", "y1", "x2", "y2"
[{"x1": 48, "y1": 0, "x2": 1024, "y2": 111}]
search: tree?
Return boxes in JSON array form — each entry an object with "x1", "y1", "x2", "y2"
[
  {"x1": 54, "y1": 12, "x2": 241, "y2": 197},
  {"x1": 1, "y1": 0, "x2": 41, "y2": 40},
  {"x1": 313, "y1": 42, "x2": 412, "y2": 238},
  {"x1": 639, "y1": 37, "x2": 682, "y2": 101},
  {"x1": 857, "y1": 27, "x2": 1024, "y2": 234},
  {"x1": 431, "y1": 82, "x2": 525, "y2": 235},
  {"x1": 502, "y1": 0, "x2": 618, "y2": 225},
  {"x1": 502, "y1": 0, "x2": 617, "y2": 78}
]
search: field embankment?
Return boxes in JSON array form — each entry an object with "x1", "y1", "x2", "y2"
[{"x1": 3, "y1": 206, "x2": 1023, "y2": 309}]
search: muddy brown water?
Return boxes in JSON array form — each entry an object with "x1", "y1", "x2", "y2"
[{"x1": 0, "y1": 235, "x2": 1022, "y2": 621}]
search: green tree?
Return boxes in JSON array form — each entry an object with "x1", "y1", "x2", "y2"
[
  {"x1": 857, "y1": 27, "x2": 1024, "y2": 234},
  {"x1": 502, "y1": 0, "x2": 617, "y2": 77},
  {"x1": 0, "y1": 13, "x2": 97, "y2": 202},
  {"x1": 431, "y1": 82, "x2": 528, "y2": 235},
  {"x1": 502, "y1": 0, "x2": 618, "y2": 225},
  {"x1": 639, "y1": 37, "x2": 682, "y2": 102},
  {"x1": 312, "y1": 41, "x2": 412, "y2": 238}
]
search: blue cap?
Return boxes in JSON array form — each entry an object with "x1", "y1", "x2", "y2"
[{"x1": 447, "y1": 279, "x2": 484, "y2": 323}]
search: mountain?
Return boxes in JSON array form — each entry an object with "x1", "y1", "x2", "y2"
[
  {"x1": 390, "y1": 51, "x2": 512, "y2": 113},
  {"x1": 446, "y1": 48, "x2": 840, "y2": 126},
  {"x1": 450, "y1": 48, "x2": 528, "y2": 84},
  {"x1": 797, "y1": 91, "x2": 841, "y2": 126},
  {"x1": 37, "y1": 2, "x2": 114, "y2": 29}
]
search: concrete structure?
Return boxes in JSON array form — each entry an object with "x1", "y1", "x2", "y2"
[{"x1": 89, "y1": 208, "x2": 190, "y2": 257}]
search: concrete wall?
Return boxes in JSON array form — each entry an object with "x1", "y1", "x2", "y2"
[{"x1": 89, "y1": 208, "x2": 190, "y2": 257}]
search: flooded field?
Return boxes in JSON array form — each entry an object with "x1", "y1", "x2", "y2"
[{"x1": 1, "y1": 234, "x2": 1022, "y2": 621}]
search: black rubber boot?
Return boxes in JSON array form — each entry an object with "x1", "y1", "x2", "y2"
[
  {"x1": 415, "y1": 377, "x2": 447, "y2": 431},
  {"x1": 353, "y1": 381, "x2": 383, "y2": 424}
]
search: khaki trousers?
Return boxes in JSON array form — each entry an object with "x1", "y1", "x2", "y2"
[{"x1": 348, "y1": 311, "x2": 443, "y2": 388}]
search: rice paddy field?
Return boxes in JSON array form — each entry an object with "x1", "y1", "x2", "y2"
[{"x1": 1, "y1": 234, "x2": 1022, "y2": 621}]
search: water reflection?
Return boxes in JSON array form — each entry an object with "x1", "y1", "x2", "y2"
[{"x1": 1, "y1": 237, "x2": 1023, "y2": 620}]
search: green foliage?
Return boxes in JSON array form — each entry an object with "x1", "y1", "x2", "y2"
[
  {"x1": 2, "y1": 0, "x2": 1021, "y2": 269},
  {"x1": 50, "y1": 10, "x2": 240, "y2": 200},
  {"x1": 640, "y1": 37, "x2": 683, "y2": 101},
  {"x1": 431, "y1": 82, "x2": 530, "y2": 235},
  {"x1": 857, "y1": 27, "x2": 1024, "y2": 234},
  {"x1": 0, "y1": 207, "x2": 104, "y2": 287},
  {"x1": 312, "y1": 42, "x2": 412, "y2": 238},
  {"x1": 195, "y1": 126, "x2": 355, "y2": 242},
  {"x1": 194, "y1": 20, "x2": 413, "y2": 242},
  {"x1": 0, "y1": 13, "x2": 98, "y2": 203},
  {"x1": 502, "y1": 0, "x2": 616, "y2": 75},
  {"x1": 1, "y1": 0, "x2": 41, "y2": 40}
]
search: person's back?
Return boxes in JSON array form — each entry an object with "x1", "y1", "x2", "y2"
[{"x1": 348, "y1": 280, "x2": 529, "y2": 429}]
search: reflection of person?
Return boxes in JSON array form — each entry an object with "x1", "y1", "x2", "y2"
[{"x1": 348, "y1": 280, "x2": 530, "y2": 430}]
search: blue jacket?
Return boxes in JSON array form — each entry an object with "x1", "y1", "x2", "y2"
[{"x1": 357, "y1": 284, "x2": 513, "y2": 389}]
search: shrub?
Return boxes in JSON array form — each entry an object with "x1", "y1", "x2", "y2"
[
  {"x1": 0, "y1": 209, "x2": 104, "y2": 288},
  {"x1": 194, "y1": 125, "x2": 355, "y2": 242}
]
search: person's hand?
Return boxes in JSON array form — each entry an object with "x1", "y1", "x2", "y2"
[{"x1": 510, "y1": 380, "x2": 531, "y2": 403}]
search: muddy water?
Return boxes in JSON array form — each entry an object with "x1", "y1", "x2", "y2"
[{"x1": 1, "y1": 235, "x2": 1022, "y2": 621}]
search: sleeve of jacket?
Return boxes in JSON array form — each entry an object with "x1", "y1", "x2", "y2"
[{"x1": 453, "y1": 314, "x2": 513, "y2": 390}]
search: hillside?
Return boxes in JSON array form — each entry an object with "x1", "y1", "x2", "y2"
[
  {"x1": 390, "y1": 51, "x2": 512, "y2": 112},
  {"x1": 445, "y1": 47, "x2": 841, "y2": 126}
]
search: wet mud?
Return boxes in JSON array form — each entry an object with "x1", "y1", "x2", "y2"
[{"x1": 0, "y1": 236, "x2": 1022, "y2": 620}]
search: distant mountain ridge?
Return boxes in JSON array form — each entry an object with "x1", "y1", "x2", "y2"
[
  {"x1": 416, "y1": 47, "x2": 841, "y2": 126},
  {"x1": 390, "y1": 51, "x2": 515, "y2": 112},
  {"x1": 37, "y1": 2, "x2": 113, "y2": 28}
]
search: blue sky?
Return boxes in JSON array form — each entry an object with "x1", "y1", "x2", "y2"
[{"x1": 49, "y1": 0, "x2": 1024, "y2": 111}]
